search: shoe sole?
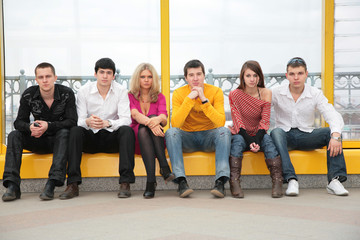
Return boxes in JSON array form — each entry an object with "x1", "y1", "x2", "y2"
[
  {"x1": 285, "y1": 192, "x2": 299, "y2": 196},
  {"x1": 272, "y1": 194, "x2": 283, "y2": 198},
  {"x1": 210, "y1": 189, "x2": 225, "y2": 198},
  {"x1": 59, "y1": 193, "x2": 79, "y2": 200},
  {"x1": 2, "y1": 195, "x2": 20, "y2": 202},
  {"x1": 39, "y1": 194, "x2": 54, "y2": 200},
  {"x1": 326, "y1": 187, "x2": 349, "y2": 196},
  {"x1": 232, "y1": 194, "x2": 244, "y2": 198},
  {"x1": 179, "y1": 189, "x2": 194, "y2": 198},
  {"x1": 118, "y1": 192, "x2": 131, "y2": 198},
  {"x1": 164, "y1": 174, "x2": 176, "y2": 184},
  {"x1": 143, "y1": 195, "x2": 155, "y2": 199}
]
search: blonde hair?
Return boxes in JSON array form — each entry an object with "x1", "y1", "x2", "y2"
[{"x1": 129, "y1": 63, "x2": 160, "y2": 102}]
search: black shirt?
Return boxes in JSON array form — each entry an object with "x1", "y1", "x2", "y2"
[{"x1": 14, "y1": 84, "x2": 78, "y2": 135}]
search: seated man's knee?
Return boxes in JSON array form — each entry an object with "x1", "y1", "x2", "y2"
[
  {"x1": 119, "y1": 125, "x2": 134, "y2": 137},
  {"x1": 215, "y1": 127, "x2": 231, "y2": 141},
  {"x1": 270, "y1": 128, "x2": 285, "y2": 140},
  {"x1": 56, "y1": 128, "x2": 70, "y2": 138},
  {"x1": 70, "y1": 126, "x2": 84, "y2": 136},
  {"x1": 8, "y1": 130, "x2": 23, "y2": 141},
  {"x1": 219, "y1": 126, "x2": 231, "y2": 135},
  {"x1": 165, "y1": 127, "x2": 180, "y2": 139}
]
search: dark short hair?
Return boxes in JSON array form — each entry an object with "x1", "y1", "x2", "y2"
[
  {"x1": 238, "y1": 60, "x2": 265, "y2": 90},
  {"x1": 286, "y1": 57, "x2": 307, "y2": 72},
  {"x1": 95, "y1": 58, "x2": 116, "y2": 75},
  {"x1": 34, "y1": 62, "x2": 56, "y2": 76},
  {"x1": 183, "y1": 59, "x2": 205, "y2": 77}
]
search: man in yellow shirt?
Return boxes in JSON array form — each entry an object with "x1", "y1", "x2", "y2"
[{"x1": 165, "y1": 59, "x2": 231, "y2": 198}]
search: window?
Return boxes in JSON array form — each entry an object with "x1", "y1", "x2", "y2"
[
  {"x1": 169, "y1": 0, "x2": 322, "y2": 125},
  {"x1": 3, "y1": 0, "x2": 161, "y2": 138},
  {"x1": 334, "y1": 0, "x2": 360, "y2": 140}
]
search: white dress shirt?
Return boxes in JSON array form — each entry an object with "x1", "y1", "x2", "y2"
[
  {"x1": 272, "y1": 83, "x2": 344, "y2": 134},
  {"x1": 76, "y1": 81, "x2": 131, "y2": 133}
]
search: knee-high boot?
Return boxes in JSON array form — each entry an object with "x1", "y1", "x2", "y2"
[
  {"x1": 229, "y1": 156, "x2": 244, "y2": 198},
  {"x1": 265, "y1": 156, "x2": 283, "y2": 198}
]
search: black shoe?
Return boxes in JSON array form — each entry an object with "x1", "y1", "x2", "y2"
[
  {"x1": 39, "y1": 180, "x2": 55, "y2": 200},
  {"x1": 143, "y1": 182, "x2": 157, "y2": 199},
  {"x1": 160, "y1": 167, "x2": 175, "y2": 183},
  {"x1": 210, "y1": 179, "x2": 225, "y2": 198},
  {"x1": 118, "y1": 183, "x2": 131, "y2": 198},
  {"x1": 2, "y1": 182, "x2": 21, "y2": 202},
  {"x1": 178, "y1": 179, "x2": 194, "y2": 198}
]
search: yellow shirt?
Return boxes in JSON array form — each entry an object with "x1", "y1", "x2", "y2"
[{"x1": 171, "y1": 83, "x2": 226, "y2": 132}]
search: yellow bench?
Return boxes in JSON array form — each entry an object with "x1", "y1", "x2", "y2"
[{"x1": 0, "y1": 149, "x2": 359, "y2": 179}]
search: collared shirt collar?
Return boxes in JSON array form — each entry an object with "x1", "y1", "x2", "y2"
[
  {"x1": 32, "y1": 84, "x2": 60, "y2": 100},
  {"x1": 280, "y1": 83, "x2": 312, "y2": 100},
  {"x1": 89, "y1": 81, "x2": 114, "y2": 95}
]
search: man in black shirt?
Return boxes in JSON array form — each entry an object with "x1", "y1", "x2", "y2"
[{"x1": 2, "y1": 62, "x2": 77, "y2": 201}]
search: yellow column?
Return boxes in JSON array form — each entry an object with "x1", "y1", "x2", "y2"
[
  {"x1": 0, "y1": 0, "x2": 5, "y2": 154},
  {"x1": 321, "y1": 0, "x2": 334, "y2": 104},
  {"x1": 160, "y1": 0, "x2": 170, "y2": 130}
]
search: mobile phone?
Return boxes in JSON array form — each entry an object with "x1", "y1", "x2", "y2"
[{"x1": 34, "y1": 122, "x2": 40, "y2": 127}]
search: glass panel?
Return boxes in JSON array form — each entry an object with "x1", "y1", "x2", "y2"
[
  {"x1": 3, "y1": 0, "x2": 161, "y2": 139},
  {"x1": 335, "y1": 4, "x2": 360, "y2": 18},
  {"x1": 334, "y1": 2, "x2": 360, "y2": 140},
  {"x1": 170, "y1": 0, "x2": 322, "y2": 127}
]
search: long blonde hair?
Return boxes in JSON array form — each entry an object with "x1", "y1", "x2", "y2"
[{"x1": 129, "y1": 63, "x2": 160, "y2": 102}]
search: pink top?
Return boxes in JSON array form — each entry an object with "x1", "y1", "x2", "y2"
[
  {"x1": 128, "y1": 92, "x2": 168, "y2": 154},
  {"x1": 229, "y1": 89, "x2": 271, "y2": 136}
]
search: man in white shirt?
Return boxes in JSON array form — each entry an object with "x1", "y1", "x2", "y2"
[
  {"x1": 271, "y1": 57, "x2": 348, "y2": 197},
  {"x1": 59, "y1": 58, "x2": 135, "y2": 199}
]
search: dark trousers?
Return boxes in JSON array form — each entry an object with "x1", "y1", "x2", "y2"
[
  {"x1": 2, "y1": 129, "x2": 70, "y2": 188},
  {"x1": 66, "y1": 126, "x2": 135, "y2": 185}
]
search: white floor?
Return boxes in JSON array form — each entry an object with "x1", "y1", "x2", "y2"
[{"x1": 1, "y1": 188, "x2": 360, "y2": 240}]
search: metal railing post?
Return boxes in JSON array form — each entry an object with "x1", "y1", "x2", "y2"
[{"x1": 19, "y1": 69, "x2": 26, "y2": 95}]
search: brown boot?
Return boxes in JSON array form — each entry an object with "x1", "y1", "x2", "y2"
[
  {"x1": 265, "y1": 156, "x2": 283, "y2": 198},
  {"x1": 59, "y1": 183, "x2": 79, "y2": 200},
  {"x1": 229, "y1": 156, "x2": 244, "y2": 198}
]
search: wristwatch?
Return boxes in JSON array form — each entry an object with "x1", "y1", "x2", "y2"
[
  {"x1": 202, "y1": 98, "x2": 209, "y2": 104},
  {"x1": 331, "y1": 135, "x2": 342, "y2": 142},
  {"x1": 107, "y1": 120, "x2": 112, "y2": 128}
]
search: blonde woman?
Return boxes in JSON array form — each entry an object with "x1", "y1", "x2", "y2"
[{"x1": 128, "y1": 63, "x2": 174, "y2": 198}]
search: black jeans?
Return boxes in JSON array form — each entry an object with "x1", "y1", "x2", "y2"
[
  {"x1": 3, "y1": 129, "x2": 70, "y2": 188},
  {"x1": 66, "y1": 126, "x2": 135, "y2": 185}
]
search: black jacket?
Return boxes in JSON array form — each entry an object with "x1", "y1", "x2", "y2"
[{"x1": 14, "y1": 84, "x2": 77, "y2": 135}]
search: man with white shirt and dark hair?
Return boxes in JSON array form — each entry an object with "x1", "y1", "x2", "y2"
[
  {"x1": 271, "y1": 57, "x2": 348, "y2": 197},
  {"x1": 59, "y1": 58, "x2": 135, "y2": 199}
]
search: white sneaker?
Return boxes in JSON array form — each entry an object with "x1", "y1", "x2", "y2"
[
  {"x1": 285, "y1": 179, "x2": 299, "y2": 196},
  {"x1": 327, "y1": 178, "x2": 349, "y2": 196}
]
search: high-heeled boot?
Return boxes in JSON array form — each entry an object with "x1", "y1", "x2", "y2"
[
  {"x1": 229, "y1": 156, "x2": 244, "y2": 198},
  {"x1": 143, "y1": 182, "x2": 157, "y2": 199},
  {"x1": 160, "y1": 166, "x2": 175, "y2": 183},
  {"x1": 265, "y1": 156, "x2": 283, "y2": 198}
]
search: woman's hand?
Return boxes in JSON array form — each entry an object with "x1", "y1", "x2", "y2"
[
  {"x1": 249, "y1": 142, "x2": 260, "y2": 153},
  {"x1": 150, "y1": 125, "x2": 165, "y2": 137},
  {"x1": 146, "y1": 116, "x2": 161, "y2": 129}
]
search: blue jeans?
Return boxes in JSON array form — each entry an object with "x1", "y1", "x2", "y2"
[
  {"x1": 270, "y1": 127, "x2": 347, "y2": 183},
  {"x1": 165, "y1": 127, "x2": 231, "y2": 182},
  {"x1": 230, "y1": 134, "x2": 279, "y2": 159}
]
